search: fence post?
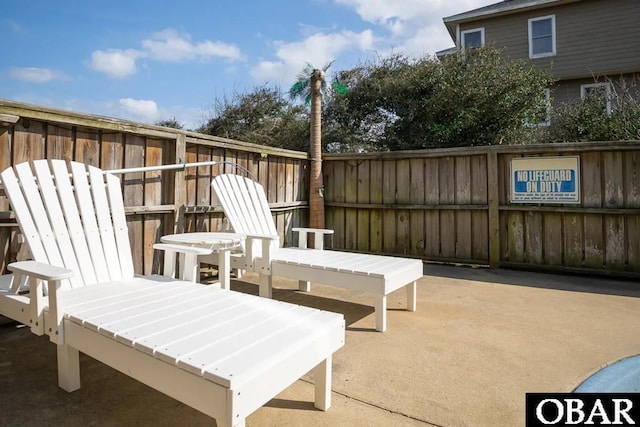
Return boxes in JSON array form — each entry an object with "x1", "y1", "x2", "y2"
[
  {"x1": 487, "y1": 148, "x2": 500, "y2": 268},
  {"x1": 174, "y1": 133, "x2": 187, "y2": 233}
]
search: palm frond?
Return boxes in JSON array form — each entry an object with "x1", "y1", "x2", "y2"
[
  {"x1": 296, "y1": 70, "x2": 312, "y2": 82},
  {"x1": 289, "y1": 80, "x2": 309, "y2": 99},
  {"x1": 304, "y1": 62, "x2": 314, "y2": 74},
  {"x1": 289, "y1": 60, "x2": 342, "y2": 105},
  {"x1": 322, "y1": 60, "x2": 335, "y2": 72}
]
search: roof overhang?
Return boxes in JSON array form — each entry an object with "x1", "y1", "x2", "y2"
[{"x1": 442, "y1": 0, "x2": 583, "y2": 42}]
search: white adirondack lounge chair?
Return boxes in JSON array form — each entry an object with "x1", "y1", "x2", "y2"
[
  {"x1": 209, "y1": 174, "x2": 423, "y2": 332},
  {"x1": 0, "y1": 160, "x2": 345, "y2": 427}
]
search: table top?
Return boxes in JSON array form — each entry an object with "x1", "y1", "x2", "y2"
[{"x1": 160, "y1": 232, "x2": 243, "y2": 251}]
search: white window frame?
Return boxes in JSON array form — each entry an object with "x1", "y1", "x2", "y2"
[
  {"x1": 528, "y1": 15, "x2": 556, "y2": 59},
  {"x1": 581, "y1": 82, "x2": 612, "y2": 114},
  {"x1": 461, "y1": 28, "x2": 485, "y2": 49}
]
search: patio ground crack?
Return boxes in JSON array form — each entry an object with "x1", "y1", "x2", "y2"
[{"x1": 300, "y1": 379, "x2": 444, "y2": 426}]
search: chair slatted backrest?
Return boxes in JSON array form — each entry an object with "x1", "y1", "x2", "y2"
[
  {"x1": 0, "y1": 160, "x2": 134, "y2": 289},
  {"x1": 212, "y1": 174, "x2": 278, "y2": 237}
]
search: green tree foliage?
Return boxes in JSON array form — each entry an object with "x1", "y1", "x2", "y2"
[
  {"x1": 155, "y1": 117, "x2": 184, "y2": 129},
  {"x1": 546, "y1": 77, "x2": 640, "y2": 142},
  {"x1": 195, "y1": 48, "x2": 558, "y2": 152},
  {"x1": 324, "y1": 46, "x2": 555, "y2": 150},
  {"x1": 198, "y1": 85, "x2": 310, "y2": 151}
]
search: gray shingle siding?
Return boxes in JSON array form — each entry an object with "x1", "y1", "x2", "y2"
[{"x1": 457, "y1": 0, "x2": 640, "y2": 79}]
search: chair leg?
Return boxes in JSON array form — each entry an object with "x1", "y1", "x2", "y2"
[
  {"x1": 163, "y1": 251, "x2": 177, "y2": 278},
  {"x1": 298, "y1": 280, "x2": 311, "y2": 292},
  {"x1": 182, "y1": 253, "x2": 199, "y2": 283},
  {"x1": 313, "y1": 356, "x2": 332, "y2": 411},
  {"x1": 57, "y1": 344, "x2": 80, "y2": 392},
  {"x1": 218, "y1": 249, "x2": 231, "y2": 290},
  {"x1": 407, "y1": 281, "x2": 417, "y2": 312},
  {"x1": 374, "y1": 295, "x2": 387, "y2": 332},
  {"x1": 258, "y1": 274, "x2": 272, "y2": 298},
  {"x1": 221, "y1": 389, "x2": 245, "y2": 427}
]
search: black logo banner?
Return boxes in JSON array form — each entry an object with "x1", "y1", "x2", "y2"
[{"x1": 526, "y1": 393, "x2": 640, "y2": 426}]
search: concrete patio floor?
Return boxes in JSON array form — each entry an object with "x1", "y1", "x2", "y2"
[{"x1": 1, "y1": 263, "x2": 639, "y2": 426}]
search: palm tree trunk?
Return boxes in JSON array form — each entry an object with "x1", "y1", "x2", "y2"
[{"x1": 309, "y1": 70, "x2": 325, "y2": 235}]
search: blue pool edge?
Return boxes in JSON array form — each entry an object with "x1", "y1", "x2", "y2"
[{"x1": 574, "y1": 354, "x2": 640, "y2": 392}]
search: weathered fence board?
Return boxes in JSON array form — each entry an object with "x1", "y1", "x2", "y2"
[
  {"x1": 471, "y1": 155, "x2": 488, "y2": 261},
  {"x1": 424, "y1": 158, "x2": 440, "y2": 258},
  {"x1": 582, "y1": 152, "x2": 604, "y2": 267},
  {"x1": 455, "y1": 157, "x2": 472, "y2": 260},
  {"x1": 47, "y1": 125, "x2": 73, "y2": 161},
  {"x1": 409, "y1": 158, "x2": 425, "y2": 256},
  {"x1": 543, "y1": 213, "x2": 563, "y2": 266},
  {"x1": 369, "y1": 160, "x2": 383, "y2": 252},
  {"x1": 382, "y1": 160, "x2": 396, "y2": 254},
  {"x1": 357, "y1": 159, "x2": 370, "y2": 252},
  {"x1": 344, "y1": 160, "x2": 358, "y2": 250},
  {"x1": 76, "y1": 129, "x2": 99, "y2": 166},
  {"x1": 396, "y1": 159, "x2": 411, "y2": 254}
]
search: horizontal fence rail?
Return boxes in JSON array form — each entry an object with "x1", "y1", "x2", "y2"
[{"x1": 105, "y1": 160, "x2": 257, "y2": 180}]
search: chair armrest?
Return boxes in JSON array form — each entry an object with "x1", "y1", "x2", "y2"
[
  {"x1": 244, "y1": 233, "x2": 279, "y2": 241},
  {"x1": 8, "y1": 261, "x2": 74, "y2": 340},
  {"x1": 8, "y1": 261, "x2": 74, "y2": 281},
  {"x1": 291, "y1": 227, "x2": 334, "y2": 249},
  {"x1": 292, "y1": 227, "x2": 334, "y2": 235}
]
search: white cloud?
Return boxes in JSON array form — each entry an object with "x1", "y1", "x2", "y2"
[
  {"x1": 10, "y1": 67, "x2": 66, "y2": 83},
  {"x1": 336, "y1": 0, "x2": 493, "y2": 27},
  {"x1": 335, "y1": 0, "x2": 498, "y2": 54},
  {"x1": 142, "y1": 29, "x2": 244, "y2": 62},
  {"x1": 88, "y1": 29, "x2": 244, "y2": 78},
  {"x1": 89, "y1": 49, "x2": 141, "y2": 78},
  {"x1": 118, "y1": 98, "x2": 160, "y2": 121},
  {"x1": 251, "y1": 30, "x2": 374, "y2": 85},
  {"x1": 336, "y1": 0, "x2": 434, "y2": 25},
  {"x1": 392, "y1": 25, "x2": 454, "y2": 58}
]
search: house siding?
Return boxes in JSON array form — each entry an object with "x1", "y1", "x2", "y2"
[
  {"x1": 458, "y1": 0, "x2": 640, "y2": 79},
  {"x1": 552, "y1": 73, "x2": 640, "y2": 107}
]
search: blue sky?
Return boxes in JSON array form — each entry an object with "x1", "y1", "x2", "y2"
[{"x1": 1, "y1": 0, "x2": 496, "y2": 130}]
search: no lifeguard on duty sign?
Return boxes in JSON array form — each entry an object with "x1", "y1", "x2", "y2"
[{"x1": 510, "y1": 156, "x2": 581, "y2": 204}]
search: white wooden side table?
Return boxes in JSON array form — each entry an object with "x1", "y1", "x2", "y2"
[{"x1": 160, "y1": 232, "x2": 243, "y2": 289}]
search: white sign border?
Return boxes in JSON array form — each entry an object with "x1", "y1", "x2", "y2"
[{"x1": 510, "y1": 155, "x2": 581, "y2": 204}]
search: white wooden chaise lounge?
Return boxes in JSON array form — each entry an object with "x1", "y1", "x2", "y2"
[
  {"x1": 0, "y1": 160, "x2": 345, "y2": 427},
  {"x1": 208, "y1": 174, "x2": 424, "y2": 332}
]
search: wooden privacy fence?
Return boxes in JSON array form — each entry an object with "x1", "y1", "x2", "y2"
[
  {"x1": 2, "y1": 100, "x2": 639, "y2": 278},
  {"x1": 323, "y1": 142, "x2": 640, "y2": 277},
  {"x1": 0, "y1": 100, "x2": 309, "y2": 276}
]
